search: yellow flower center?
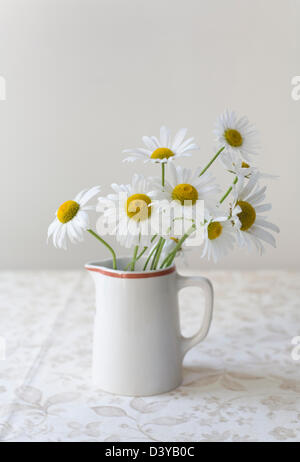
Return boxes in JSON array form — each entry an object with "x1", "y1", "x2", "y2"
[
  {"x1": 172, "y1": 184, "x2": 199, "y2": 205},
  {"x1": 241, "y1": 161, "x2": 250, "y2": 168},
  {"x1": 170, "y1": 237, "x2": 179, "y2": 243},
  {"x1": 224, "y1": 129, "x2": 243, "y2": 147},
  {"x1": 207, "y1": 221, "x2": 223, "y2": 240},
  {"x1": 126, "y1": 194, "x2": 152, "y2": 221},
  {"x1": 237, "y1": 200, "x2": 256, "y2": 231},
  {"x1": 57, "y1": 200, "x2": 80, "y2": 224},
  {"x1": 151, "y1": 147, "x2": 175, "y2": 160}
]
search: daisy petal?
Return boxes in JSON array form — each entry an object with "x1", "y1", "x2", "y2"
[
  {"x1": 80, "y1": 186, "x2": 101, "y2": 206},
  {"x1": 255, "y1": 218, "x2": 280, "y2": 233},
  {"x1": 172, "y1": 128, "x2": 187, "y2": 150},
  {"x1": 250, "y1": 225, "x2": 276, "y2": 248}
]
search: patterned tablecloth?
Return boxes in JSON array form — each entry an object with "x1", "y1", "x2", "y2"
[{"x1": 0, "y1": 270, "x2": 299, "y2": 442}]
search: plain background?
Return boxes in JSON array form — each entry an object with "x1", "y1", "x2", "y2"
[{"x1": 0, "y1": 0, "x2": 298, "y2": 270}]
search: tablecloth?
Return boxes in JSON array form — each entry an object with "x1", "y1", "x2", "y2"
[{"x1": 0, "y1": 270, "x2": 299, "y2": 442}]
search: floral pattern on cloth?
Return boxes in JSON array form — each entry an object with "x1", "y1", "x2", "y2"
[{"x1": 0, "y1": 270, "x2": 299, "y2": 442}]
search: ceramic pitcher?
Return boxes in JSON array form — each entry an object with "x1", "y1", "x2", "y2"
[{"x1": 86, "y1": 257, "x2": 213, "y2": 396}]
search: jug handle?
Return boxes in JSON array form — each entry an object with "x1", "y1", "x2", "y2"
[{"x1": 177, "y1": 274, "x2": 214, "y2": 358}]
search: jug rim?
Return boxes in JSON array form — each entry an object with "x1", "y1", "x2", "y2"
[{"x1": 85, "y1": 256, "x2": 176, "y2": 279}]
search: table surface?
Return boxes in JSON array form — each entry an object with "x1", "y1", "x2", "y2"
[{"x1": 0, "y1": 270, "x2": 299, "y2": 442}]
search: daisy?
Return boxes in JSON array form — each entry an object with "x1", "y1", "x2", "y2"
[
  {"x1": 231, "y1": 173, "x2": 279, "y2": 254},
  {"x1": 214, "y1": 110, "x2": 260, "y2": 163},
  {"x1": 200, "y1": 211, "x2": 236, "y2": 263},
  {"x1": 151, "y1": 163, "x2": 220, "y2": 236},
  {"x1": 48, "y1": 186, "x2": 101, "y2": 249},
  {"x1": 222, "y1": 151, "x2": 278, "y2": 181},
  {"x1": 99, "y1": 174, "x2": 156, "y2": 248},
  {"x1": 221, "y1": 152, "x2": 254, "y2": 179},
  {"x1": 123, "y1": 125, "x2": 199, "y2": 164}
]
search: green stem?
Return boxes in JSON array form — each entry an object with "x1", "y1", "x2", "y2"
[
  {"x1": 153, "y1": 238, "x2": 165, "y2": 270},
  {"x1": 151, "y1": 234, "x2": 158, "y2": 243},
  {"x1": 199, "y1": 146, "x2": 225, "y2": 177},
  {"x1": 137, "y1": 246, "x2": 148, "y2": 260},
  {"x1": 124, "y1": 261, "x2": 132, "y2": 271},
  {"x1": 87, "y1": 229, "x2": 117, "y2": 270},
  {"x1": 130, "y1": 245, "x2": 139, "y2": 271},
  {"x1": 162, "y1": 163, "x2": 166, "y2": 187},
  {"x1": 123, "y1": 245, "x2": 146, "y2": 271},
  {"x1": 143, "y1": 243, "x2": 160, "y2": 271},
  {"x1": 124, "y1": 241, "x2": 156, "y2": 272},
  {"x1": 220, "y1": 176, "x2": 238, "y2": 204},
  {"x1": 150, "y1": 165, "x2": 166, "y2": 271},
  {"x1": 151, "y1": 238, "x2": 162, "y2": 270},
  {"x1": 160, "y1": 225, "x2": 196, "y2": 268}
]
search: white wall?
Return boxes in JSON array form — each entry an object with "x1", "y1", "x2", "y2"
[{"x1": 0, "y1": 0, "x2": 298, "y2": 270}]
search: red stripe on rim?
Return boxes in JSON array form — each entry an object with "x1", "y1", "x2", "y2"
[{"x1": 85, "y1": 265, "x2": 175, "y2": 279}]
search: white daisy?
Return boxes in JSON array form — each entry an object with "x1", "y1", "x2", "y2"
[
  {"x1": 200, "y1": 211, "x2": 235, "y2": 263},
  {"x1": 222, "y1": 151, "x2": 278, "y2": 181},
  {"x1": 99, "y1": 174, "x2": 156, "y2": 248},
  {"x1": 151, "y1": 163, "x2": 220, "y2": 236},
  {"x1": 48, "y1": 186, "x2": 101, "y2": 249},
  {"x1": 214, "y1": 110, "x2": 260, "y2": 163},
  {"x1": 231, "y1": 173, "x2": 279, "y2": 254},
  {"x1": 221, "y1": 152, "x2": 254, "y2": 179},
  {"x1": 123, "y1": 125, "x2": 199, "y2": 164}
]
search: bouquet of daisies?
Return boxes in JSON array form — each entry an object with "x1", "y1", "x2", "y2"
[{"x1": 48, "y1": 110, "x2": 279, "y2": 271}]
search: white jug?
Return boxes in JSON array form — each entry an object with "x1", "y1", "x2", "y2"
[{"x1": 86, "y1": 257, "x2": 213, "y2": 396}]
